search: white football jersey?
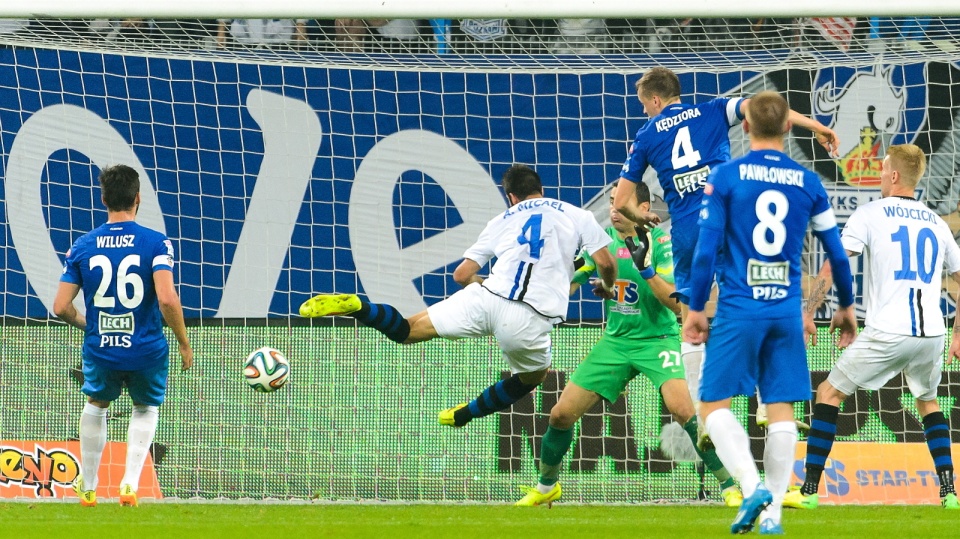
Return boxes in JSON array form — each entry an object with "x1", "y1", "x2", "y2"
[
  {"x1": 842, "y1": 196, "x2": 960, "y2": 337},
  {"x1": 464, "y1": 197, "x2": 611, "y2": 322}
]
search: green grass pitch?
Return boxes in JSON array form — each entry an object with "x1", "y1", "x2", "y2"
[{"x1": 1, "y1": 503, "x2": 955, "y2": 538}]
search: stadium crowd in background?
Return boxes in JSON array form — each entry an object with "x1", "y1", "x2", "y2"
[{"x1": 2, "y1": 17, "x2": 960, "y2": 54}]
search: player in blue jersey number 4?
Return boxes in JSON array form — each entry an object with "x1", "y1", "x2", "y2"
[
  {"x1": 55, "y1": 165, "x2": 194, "y2": 507},
  {"x1": 682, "y1": 92, "x2": 857, "y2": 534},
  {"x1": 614, "y1": 67, "x2": 840, "y2": 430}
]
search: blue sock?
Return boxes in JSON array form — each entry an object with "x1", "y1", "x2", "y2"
[
  {"x1": 801, "y1": 403, "x2": 839, "y2": 496},
  {"x1": 350, "y1": 301, "x2": 410, "y2": 344},
  {"x1": 453, "y1": 374, "x2": 539, "y2": 426},
  {"x1": 922, "y1": 411, "x2": 956, "y2": 497}
]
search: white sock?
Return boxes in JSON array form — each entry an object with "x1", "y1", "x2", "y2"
[
  {"x1": 79, "y1": 402, "x2": 108, "y2": 491},
  {"x1": 761, "y1": 421, "x2": 798, "y2": 523},
  {"x1": 681, "y1": 342, "x2": 704, "y2": 406},
  {"x1": 704, "y1": 408, "x2": 761, "y2": 497},
  {"x1": 121, "y1": 405, "x2": 159, "y2": 489},
  {"x1": 536, "y1": 483, "x2": 554, "y2": 494}
]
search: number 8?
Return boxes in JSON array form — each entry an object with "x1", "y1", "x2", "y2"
[{"x1": 753, "y1": 190, "x2": 789, "y2": 256}]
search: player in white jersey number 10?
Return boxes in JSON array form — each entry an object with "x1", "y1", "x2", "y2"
[{"x1": 788, "y1": 144, "x2": 960, "y2": 511}]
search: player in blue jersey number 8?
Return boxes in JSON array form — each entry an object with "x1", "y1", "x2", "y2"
[{"x1": 682, "y1": 91, "x2": 857, "y2": 534}]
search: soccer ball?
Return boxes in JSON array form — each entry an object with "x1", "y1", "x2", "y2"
[{"x1": 243, "y1": 347, "x2": 290, "y2": 393}]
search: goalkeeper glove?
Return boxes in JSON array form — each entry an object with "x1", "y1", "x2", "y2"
[{"x1": 624, "y1": 225, "x2": 656, "y2": 280}]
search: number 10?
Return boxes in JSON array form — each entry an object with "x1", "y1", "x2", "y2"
[{"x1": 891, "y1": 226, "x2": 937, "y2": 284}]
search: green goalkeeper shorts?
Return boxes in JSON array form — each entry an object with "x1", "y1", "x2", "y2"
[{"x1": 569, "y1": 334, "x2": 683, "y2": 403}]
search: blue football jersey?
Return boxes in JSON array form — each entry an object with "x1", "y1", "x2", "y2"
[
  {"x1": 61, "y1": 220, "x2": 174, "y2": 370},
  {"x1": 620, "y1": 98, "x2": 745, "y2": 221},
  {"x1": 698, "y1": 149, "x2": 833, "y2": 317}
]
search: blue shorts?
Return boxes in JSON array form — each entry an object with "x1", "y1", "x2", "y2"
[
  {"x1": 699, "y1": 316, "x2": 811, "y2": 404},
  {"x1": 82, "y1": 357, "x2": 169, "y2": 406},
  {"x1": 668, "y1": 215, "x2": 699, "y2": 303}
]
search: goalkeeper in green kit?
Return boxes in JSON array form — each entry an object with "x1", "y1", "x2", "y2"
[{"x1": 515, "y1": 179, "x2": 742, "y2": 507}]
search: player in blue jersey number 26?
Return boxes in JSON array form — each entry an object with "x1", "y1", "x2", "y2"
[{"x1": 55, "y1": 164, "x2": 194, "y2": 508}]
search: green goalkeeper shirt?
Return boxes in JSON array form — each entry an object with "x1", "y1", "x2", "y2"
[{"x1": 573, "y1": 227, "x2": 679, "y2": 340}]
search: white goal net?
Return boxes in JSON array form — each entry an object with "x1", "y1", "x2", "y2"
[{"x1": 1, "y1": 12, "x2": 959, "y2": 504}]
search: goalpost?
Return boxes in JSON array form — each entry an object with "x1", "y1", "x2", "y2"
[{"x1": 1, "y1": 4, "x2": 960, "y2": 504}]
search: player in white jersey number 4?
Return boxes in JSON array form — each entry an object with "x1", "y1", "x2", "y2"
[
  {"x1": 299, "y1": 164, "x2": 617, "y2": 429},
  {"x1": 787, "y1": 144, "x2": 960, "y2": 510}
]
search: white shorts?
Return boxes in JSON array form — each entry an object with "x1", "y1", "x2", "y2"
[
  {"x1": 428, "y1": 283, "x2": 554, "y2": 374},
  {"x1": 829, "y1": 326, "x2": 944, "y2": 401}
]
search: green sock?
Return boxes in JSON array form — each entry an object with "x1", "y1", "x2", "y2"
[
  {"x1": 538, "y1": 425, "x2": 574, "y2": 486},
  {"x1": 684, "y1": 417, "x2": 736, "y2": 490}
]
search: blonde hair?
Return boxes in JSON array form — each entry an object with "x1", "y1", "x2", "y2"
[
  {"x1": 885, "y1": 144, "x2": 926, "y2": 187},
  {"x1": 746, "y1": 91, "x2": 789, "y2": 139},
  {"x1": 635, "y1": 67, "x2": 680, "y2": 101}
]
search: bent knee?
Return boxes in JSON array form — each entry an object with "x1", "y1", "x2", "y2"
[{"x1": 549, "y1": 405, "x2": 579, "y2": 430}]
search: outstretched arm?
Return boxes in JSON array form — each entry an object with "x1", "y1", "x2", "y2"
[
  {"x1": 788, "y1": 110, "x2": 840, "y2": 157},
  {"x1": 612, "y1": 177, "x2": 661, "y2": 227},
  {"x1": 738, "y1": 98, "x2": 840, "y2": 156}
]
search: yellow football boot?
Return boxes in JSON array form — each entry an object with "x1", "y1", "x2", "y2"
[
  {"x1": 119, "y1": 484, "x2": 138, "y2": 507},
  {"x1": 514, "y1": 483, "x2": 562, "y2": 507},
  {"x1": 299, "y1": 294, "x2": 361, "y2": 318},
  {"x1": 438, "y1": 403, "x2": 467, "y2": 427},
  {"x1": 72, "y1": 476, "x2": 96, "y2": 507}
]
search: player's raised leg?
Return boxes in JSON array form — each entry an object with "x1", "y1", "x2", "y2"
[
  {"x1": 437, "y1": 284, "x2": 556, "y2": 427},
  {"x1": 515, "y1": 381, "x2": 599, "y2": 507},
  {"x1": 441, "y1": 368, "x2": 547, "y2": 428},
  {"x1": 299, "y1": 294, "x2": 413, "y2": 344}
]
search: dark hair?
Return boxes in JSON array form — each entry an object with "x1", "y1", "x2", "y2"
[
  {"x1": 502, "y1": 164, "x2": 543, "y2": 200},
  {"x1": 746, "y1": 91, "x2": 789, "y2": 140},
  {"x1": 634, "y1": 180, "x2": 650, "y2": 204},
  {"x1": 99, "y1": 164, "x2": 140, "y2": 212},
  {"x1": 635, "y1": 67, "x2": 681, "y2": 101}
]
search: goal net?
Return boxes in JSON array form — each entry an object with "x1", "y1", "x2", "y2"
[{"x1": 1, "y1": 14, "x2": 959, "y2": 504}]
